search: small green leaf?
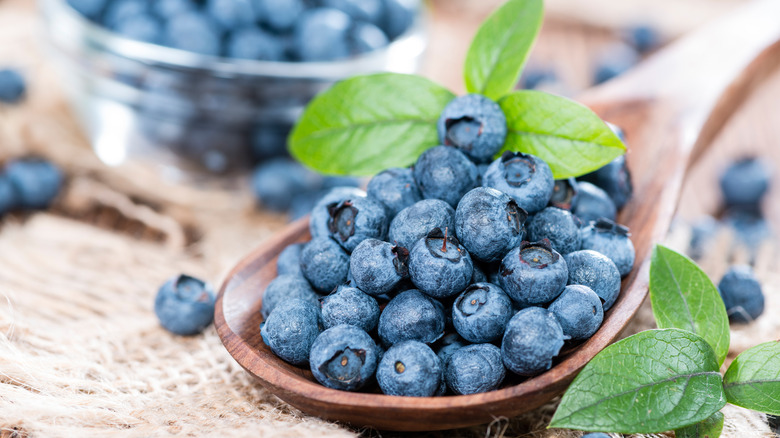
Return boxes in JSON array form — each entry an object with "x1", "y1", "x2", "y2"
[
  {"x1": 675, "y1": 411, "x2": 724, "y2": 438},
  {"x1": 649, "y1": 245, "x2": 730, "y2": 366},
  {"x1": 723, "y1": 341, "x2": 780, "y2": 415},
  {"x1": 289, "y1": 73, "x2": 455, "y2": 176},
  {"x1": 498, "y1": 91, "x2": 626, "y2": 178},
  {"x1": 463, "y1": 0, "x2": 543, "y2": 100},
  {"x1": 550, "y1": 329, "x2": 726, "y2": 434}
]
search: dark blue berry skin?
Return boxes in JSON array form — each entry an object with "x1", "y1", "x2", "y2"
[
  {"x1": 367, "y1": 167, "x2": 422, "y2": 217},
  {"x1": 452, "y1": 283, "x2": 513, "y2": 343},
  {"x1": 277, "y1": 243, "x2": 304, "y2": 277},
  {"x1": 226, "y1": 28, "x2": 284, "y2": 61},
  {"x1": 294, "y1": 8, "x2": 352, "y2": 61},
  {"x1": 521, "y1": 67, "x2": 558, "y2": 90},
  {"x1": 350, "y1": 22, "x2": 389, "y2": 54},
  {"x1": 437, "y1": 94, "x2": 507, "y2": 163},
  {"x1": 0, "y1": 176, "x2": 17, "y2": 216},
  {"x1": 719, "y1": 157, "x2": 771, "y2": 209},
  {"x1": 455, "y1": 187, "x2": 527, "y2": 263},
  {"x1": 328, "y1": 197, "x2": 389, "y2": 253},
  {"x1": 382, "y1": 0, "x2": 416, "y2": 40},
  {"x1": 722, "y1": 209, "x2": 771, "y2": 252},
  {"x1": 548, "y1": 284, "x2": 604, "y2": 341},
  {"x1": 309, "y1": 324, "x2": 380, "y2": 391},
  {"x1": 527, "y1": 207, "x2": 581, "y2": 255},
  {"x1": 251, "y1": 158, "x2": 323, "y2": 212},
  {"x1": 251, "y1": 124, "x2": 289, "y2": 161},
  {"x1": 388, "y1": 199, "x2": 454, "y2": 250},
  {"x1": 689, "y1": 215, "x2": 720, "y2": 260},
  {"x1": 498, "y1": 240, "x2": 568, "y2": 307},
  {"x1": 564, "y1": 250, "x2": 621, "y2": 311},
  {"x1": 593, "y1": 44, "x2": 638, "y2": 85},
  {"x1": 66, "y1": 0, "x2": 107, "y2": 20},
  {"x1": 114, "y1": 14, "x2": 163, "y2": 44},
  {"x1": 435, "y1": 332, "x2": 468, "y2": 364},
  {"x1": 5, "y1": 158, "x2": 63, "y2": 210},
  {"x1": 376, "y1": 340, "x2": 442, "y2": 397},
  {"x1": 483, "y1": 152, "x2": 554, "y2": 214},
  {"x1": 409, "y1": 228, "x2": 474, "y2": 299},
  {"x1": 261, "y1": 298, "x2": 322, "y2": 365},
  {"x1": 378, "y1": 289, "x2": 445, "y2": 346},
  {"x1": 580, "y1": 218, "x2": 635, "y2": 277},
  {"x1": 154, "y1": 274, "x2": 216, "y2": 336},
  {"x1": 549, "y1": 178, "x2": 579, "y2": 211},
  {"x1": 626, "y1": 24, "x2": 661, "y2": 54},
  {"x1": 253, "y1": 0, "x2": 304, "y2": 32},
  {"x1": 572, "y1": 182, "x2": 617, "y2": 223},
  {"x1": 152, "y1": 0, "x2": 194, "y2": 20},
  {"x1": 300, "y1": 237, "x2": 350, "y2": 293},
  {"x1": 413, "y1": 146, "x2": 479, "y2": 208},
  {"x1": 321, "y1": 285, "x2": 380, "y2": 332},
  {"x1": 349, "y1": 239, "x2": 409, "y2": 296},
  {"x1": 501, "y1": 307, "x2": 565, "y2": 376},
  {"x1": 205, "y1": 0, "x2": 255, "y2": 31},
  {"x1": 0, "y1": 69, "x2": 26, "y2": 104},
  {"x1": 471, "y1": 263, "x2": 488, "y2": 284},
  {"x1": 718, "y1": 265, "x2": 764, "y2": 323},
  {"x1": 580, "y1": 155, "x2": 632, "y2": 209},
  {"x1": 261, "y1": 274, "x2": 319, "y2": 319},
  {"x1": 444, "y1": 343, "x2": 505, "y2": 395},
  {"x1": 163, "y1": 12, "x2": 222, "y2": 56},
  {"x1": 310, "y1": 187, "x2": 366, "y2": 238}
]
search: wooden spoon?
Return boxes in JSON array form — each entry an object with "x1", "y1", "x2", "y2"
[{"x1": 215, "y1": 0, "x2": 780, "y2": 431}]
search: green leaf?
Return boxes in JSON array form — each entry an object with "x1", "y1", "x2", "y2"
[
  {"x1": 463, "y1": 0, "x2": 543, "y2": 100},
  {"x1": 723, "y1": 341, "x2": 780, "y2": 415},
  {"x1": 649, "y1": 245, "x2": 730, "y2": 366},
  {"x1": 550, "y1": 329, "x2": 726, "y2": 434},
  {"x1": 498, "y1": 91, "x2": 626, "y2": 179},
  {"x1": 289, "y1": 73, "x2": 455, "y2": 176},
  {"x1": 675, "y1": 411, "x2": 724, "y2": 438}
]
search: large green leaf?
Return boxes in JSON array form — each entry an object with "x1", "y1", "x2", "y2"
[
  {"x1": 649, "y1": 245, "x2": 730, "y2": 366},
  {"x1": 498, "y1": 91, "x2": 626, "y2": 179},
  {"x1": 550, "y1": 329, "x2": 726, "y2": 433},
  {"x1": 675, "y1": 411, "x2": 724, "y2": 438},
  {"x1": 289, "y1": 73, "x2": 455, "y2": 176},
  {"x1": 723, "y1": 341, "x2": 780, "y2": 415},
  {"x1": 463, "y1": 0, "x2": 543, "y2": 100}
]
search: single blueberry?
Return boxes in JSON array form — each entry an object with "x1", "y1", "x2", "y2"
[
  {"x1": 321, "y1": 285, "x2": 380, "y2": 332},
  {"x1": 163, "y1": 12, "x2": 222, "y2": 56},
  {"x1": 549, "y1": 177, "x2": 579, "y2": 211},
  {"x1": 437, "y1": 94, "x2": 507, "y2": 163},
  {"x1": 349, "y1": 239, "x2": 409, "y2": 296},
  {"x1": 527, "y1": 207, "x2": 581, "y2": 255},
  {"x1": 579, "y1": 155, "x2": 632, "y2": 209},
  {"x1": 5, "y1": 158, "x2": 63, "y2": 210},
  {"x1": 0, "y1": 69, "x2": 26, "y2": 104},
  {"x1": 322, "y1": 0, "x2": 383, "y2": 23},
  {"x1": 294, "y1": 8, "x2": 352, "y2": 61},
  {"x1": 593, "y1": 43, "x2": 639, "y2": 85},
  {"x1": 350, "y1": 22, "x2": 389, "y2": 55},
  {"x1": 444, "y1": 343, "x2": 505, "y2": 395},
  {"x1": 435, "y1": 332, "x2": 468, "y2": 364},
  {"x1": 251, "y1": 158, "x2": 323, "y2": 212},
  {"x1": 689, "y1": 215, "x2": 720, "y2": 260},
  {"x1": 115, "y1": 14, "x2": 164, "y2": 44},
  {"x1": 66, "y1": 0, "x2": 107, "y2": 20},
  {"x1": 300, "y1": 237, "x2": 350, "y2": 293},
  {"x1": 154, "y1": 274, "x2": 216, "y2": 336},
  {"x1": 564, "y1": 250, "x2": 621, "y2": 311},
  {"x1": 205, "y1": 0, "x2": 255, "y2": 31},
  {"x1": 277, "y1": 243, "x2": 304, "y2": 276},
  {"x1": 367, "y1": 167, "x2": 422, "y2": 217},
  {"x1": 625, "y1": 24, "x2": 661, "y2": 53},
  {"x1": 381, "y1": 0, "x2": 417, "y2": 40},
  {"x1": 455, "y1": 187, "x2": 527, "y2": 262},
  {"x1": 261, "y1": 298, "x2": 322, "y2": 365},
  {"x1": 388, "y1": 199, "x2": 454, "y2": 250},
  {"x1": 376, "y1": 340, "x2": 442, "y2": 396},
  {"x1": 548, "y1": 284, "x2": 604, "y2": 340},
  {"x1": 309, "y1": 324, "x2": 380, "y2": 391},
  {"x1": 722, "y1": 208, "x2": 771, "y2": 253},
  {"x1": 580, "y1": 218, "x2": 635, "y2": 277},
  {"x1": 719, "y1": 157, "x2": 771, "y2": 209},
  {"x1": 483, "y1": 152, "x2": 554, "y2": 214},
  {"x1": 501, "y1": 307, "x2": 565, "y2": 376},
  {"x1": 261, "y1": 274, "x2": 319, "y2": 319},
  {"x1": 452, "y1": 283, "x2": 513, "y2": 343},
  {"x1": 378, "y1": 289, "x2": 445, "y2": 345},
  {"x1": 309, "y1": 187, "x2": 367, "y2": 238},
  {"x1": 226, "y1": 27, "x2": 284, "y2": 61},
  {"x1": 572, "y1": 182, "x2": 617, "y2": 223},
  {"x1": 0, "y1": 176, "x2": 17, "y2": 215},
  {"x1": 413, "y1": 145, "x2": 479, "y2": 208},
  {"x1": 409, "y1": 228, "x2": 474, "y2": 299},
  {"x1": 327, "y1": 197, "x2": 389, "y2": 253},
  {"x1": 499, "y1": 240, "x2": 568, "y2": 307},
  {"x1": 718, "y1": 265, "x2": 764, "y2": 323}
]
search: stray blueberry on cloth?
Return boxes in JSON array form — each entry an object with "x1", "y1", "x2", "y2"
[
  {"x1": 718, "y1": 265, "x2": 764, "y2": 323},
  {"x1": 378, "y1": 289, "x2": 445, "y2": 346},
  {"x1": 572, "y1": 181, "x2": 617, "y2": 223},
  {"x1": 444, "y1": 343, "x2": 505, "y2": 395},
  {"x1": 719, "y1": 157, "x2": 771, "y2": 209},
  {"x1": 388, "y1": 199, "x2": 454, "y2": 250},
  {"x1": 260, "y1": 274, "x2": 319, "y2": 319},
  {"x1": 413, "y1": 145, "x2": 479, "y2": 208},
  {"x1": 501, "y1": 307, "x2": 565, "y2": 376},
  {"x1": 689, "y1": 215, "x2": 720, "y2": 260},
  {"x1": 309, "y1": 324, "x2": 380, "y2": 391},
  {"x1": 300, "y1": 237, "x2": 350, "y2": 293},
  {"x1": 261, "y1": 298, "x2": 322, "y2": 365},
  {"x1": 309, "y1": 186, "x2": 367, "y2": 238},
  {"x1": 548, "y1": 284, "x2": 604, "y2": 340},
  {"x1": 452, "y1": 283, "x2": 513, "y2": 343},
  {"x1": 580, "y1": 218, "x2": 635, "y2": 277},
  {"x1": 376, "y1": 340, "x2": 442, "y2": 396},
  {"x1": 483, "y1": 151, "x2": 554, "y2": 214},
  {"x1": 328, "y1": 197, "x2": 389, "y2": 253},
  {"x1": 5, "y1": 158, "x2": 64, "y2": 210},
  {"x1": 527, "y1": 207, "x2": 581, "y2": 255},
  {"x1": 408, "y1": 227, "x2": 474, "y2": 299},
  {"x1": 349, "y1": 239, "x2": 409, "y2": 296},
  {"x1": 276, "y1": 243, "x2": 304, "y2": 277},
  {"x1": 367, "y1": 167, "x2": 422, "y2": 217},
  {"x1": 321, "y1": 285, "x2": 381, "y2": 332},
  {"x1": 498, "y1": 240, "x2": 568, "y2": 307},
  {"x1": 454, "y1": 187, "x2": 527, "y2": 263},
  {"x1": 437, "y1": 94, "x2": 507, "y2": 163},
  {"x1": 154, "y1": 274, "x2": 216, "y2": 336},
  {"x1": 564, "y1": 250, "x2": 621, "y2": 311}
]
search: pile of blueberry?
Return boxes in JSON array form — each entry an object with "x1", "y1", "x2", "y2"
[
  {"x1": 258, "y1": 93, "x2": 635, "y2": 397},
  {"x1": 0, "y1": 68, "x2": 26, "y2": 104},
  {"x1": 0, "y1": 158, "x2": 64, "y2": 217},
  {"x1": 66, "y1": 0, "x2": 417, "y2": 61}
]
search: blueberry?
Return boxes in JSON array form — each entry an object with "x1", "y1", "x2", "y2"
[
  {"x1": 483, "y1": 152, "x2": 554, "y2": 214},
  {"x1": 349, "y1": 239, "x2": 409, "y2": 296},
  {"x1": 261, "y1": 298, "x2": 322, "y2": 365},
  {"x1": 409, "y1": 228, "x2": 474, "y2": 299},
  {"x1": 300, "y1": 237, "x2": 350, "y2": 293},
  {"x1": 388, "y1": 199, "x2": 454, "y2": 249},
  {"x1": 718, "y1": 265, "x2": 764, "y2": 323},
  {"x1": 261, "y1": 274, "x2": 319, "y2": 319},
  {"x1": 152, "y1": 0, "x2": 194, "y2": 19},
  {"x1": 437, "y1": 95, "x2": 507, "y2": 163},
  {"x1": 625, "y1": 24, "x2": 661, "y2": 53},
  {"x1": 251, "y1": 158, "x2": 323, "y2": 212},
  {"x1": 444, "y1": 343, "x2": 505, "y2": 395},
  {"x1": 412, "y1": 145, "x2": 479, "y2": 208},
  {"x1": 549, "y1": 177, "x2": 579, "y2": 211},
  {"x1": 471, "y1": 263, "x2": 488, "y2": 284},
  {"x1": 580, "y1": 218, "x2": 635, "y2": 277},
  {"x1": 527, "y1": 207, "x2": 581, "y2": 255},
  {"x1": 722, "y1": 209, "x2": 771, "y2": 252},
  {"x1": 548, "y1": 284, "x2": 604, "y2": 340},
  {"x1": 227, "y1": 27, "x2": 284, "y2": 61},
  {"x1": 294, "y1": 8, "x2": 352, "y2": 61},
  {"x1": 579, "y1": 155, "x2": 632, "y2": 209},
  {"x1": 154, "y1": 274, "x2": 216, "y2": 336},
  {"x1": 0, "y1": 69, "x2": 26, "y2": 104},
  {"x1": 452, "y1": 283, "x2": 513, "y2": 343},
  {"x1": 321, "y1": 285, "x2": 381, "y2": 332},
  {"x1": 719, "y1": 157, "x2": 771, "y2": 209},
  {"x1": 328, "y1": 197, "x2": 389, "y2": 253},
  {"x1": 115, "y1": 14, "x2": 163, "y2": 44},
  {"x1": 501, "y1": 307, "x2": 565, "y2": 376},
  {"x1": 322, "y1": 0, "x2": 383, "y2": 23},
  {"x1": 164, "y1": 12, "x2": 222, "y2": 56},
  {"x1": 435, "y1": 332, "x2": 468, "y2": 364},
  {"x1": 103, "y1": 0, "x2": 147, "y2": 29},
  {"x1": 350, "y1": 22, "x2": 389, "y2": 55},
  {"x1": 309, "y1": 324, "x2": 380, "y2": 391},
  {"x1": 499, "y1": 240, "x2": 568, "y2": 307},
  {"x1": 250, "y1": 124, "x2": 289, "y2": 161},
  {"x1": 593, "y1": 43, "x2": 639, "y2": 85},
  {"x1": 205, "y1": 0, "x2": 255, "y2": 31},
  {"x1": 367, "y1": 167, "x2": 422, "y2": 217},
  {"x1": 5, "y1": 158, "x2": 63, "y2": 210},
  {"x1": 0, "y1": 176, "x2": 17, "y2": 215},
  {"x1": 378, "y1": 289, "x2": 445, "y2": 345},
  {"x1": 572, "y1": 181, "x2": 617, "y2": 223},
  {"x1": 277, "y1": 243, "x2": 304, "y2": 276},
  {"x1": 376, "y1": 340, "x2": 442, "y2": 396},
  {"x1": 564, "y1": 250, "x2": 621, "y2": 311},
  {"x1": 381, "y1": 0, "x2": 417, "y2": 40},
  {"x1": 309, "y1": 187, "x2": 367, "y2": 238},
  {"x1": 66, "y1": 0, "x2": 107, "y2": 20},
  {"x1": 521, "y1": 67, "x2": 558, "y2": 90},
  {"x1": 454, "y1": 187, "x2": 527, "y2": 262},
  {"x1": 689, "y1": 215, "x2": 720, "y2": 260}
]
